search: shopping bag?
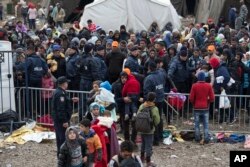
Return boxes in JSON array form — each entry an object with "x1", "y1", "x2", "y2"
[{"x1": 219, "y1": 89, "x2": 231, "y2": 109}]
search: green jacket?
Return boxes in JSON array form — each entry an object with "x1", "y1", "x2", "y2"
[{"x1": 137, "y1": 102, "x2": 160, "y2": 134}]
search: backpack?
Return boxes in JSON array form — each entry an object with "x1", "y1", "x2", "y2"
[
  {"x1": 135, "y1": 106, "x2": 153, "y2": 133},
  {"x1": 21, "y1": 7, "x2": 28, "y2": 15}
]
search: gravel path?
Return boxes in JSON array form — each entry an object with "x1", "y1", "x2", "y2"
[{"x1": 0, "y1": 140, "x2": 246, "y2": 167}]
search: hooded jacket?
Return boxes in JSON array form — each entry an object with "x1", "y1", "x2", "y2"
[
  {"x1": 124, "y1": 55, "x2": 141, "y2": 73},
  {"x1": 137, "y1": 102, "x2": 160, "y2": 134},
  {"x1": 58, "y1": 127, "x2": 87, "y2": 167},
  {"x1": 122, "y1": 74, "x2": 140, "y2": 97},
  {"x1": 213, "y1": 62, "x2": 231, "y2": 93}
]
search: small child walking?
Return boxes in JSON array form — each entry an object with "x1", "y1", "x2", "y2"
[
  {"x1": 58, "y1": 127, "x2": 87, "y2": 167},
  {"x1": 79, "y1": 118, "x2": 103, "y2": 167}
]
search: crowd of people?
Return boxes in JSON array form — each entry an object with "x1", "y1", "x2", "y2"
[{"x1": 1, "y1": 0, "x2": 250, "y2": 166}]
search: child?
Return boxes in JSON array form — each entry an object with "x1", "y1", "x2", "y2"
[
  {"x1": 79, "y1": 118, "x2": 103, "y2": 167},
  {"x1": 122, "y1": 71, "x2": 141, "y2": 121},
  {"x1": 190, "y1": 71, "x2": 215, "y2": 144},
  {"x1": 58, "y1": 127, "x2": 87, "y2": 167},
  {"x1": 41, "y1": 72, "x2": 55, "y2": 115},
  {"x1": 108, "y1": 140, "x2": 143, "y2": 167},
  {"x1": 137, "y1": 92, "x2": 160, "y2": 167}
]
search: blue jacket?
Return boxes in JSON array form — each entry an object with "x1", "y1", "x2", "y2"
[
  {"x1": 168, "y1": 57, "x2": 192, "y2": 84},
  {"x1": 66, "y1": 53, "x2": 79, "y2": 78},
  {"x1": 213, "y1": 63, "x2": 231, "y2": 93},
  {"x1": 143, "y1": 70, "x2": 166, "y2": 102},
  {"x1": 15, "y1": 54, "x2": 48, "y2": 83},
  {"x1": 94, "y1": 54, "x2": 107, "y2": 81},
  {"x1": 124, "y1": 55, "x2": 141, "y2": 73},
  {"x1": 228, "y1": 8, "x2": 236, "y2": 24},
  {"x1": 76, "y1": 53, "x2": 100, "y2": 81}
]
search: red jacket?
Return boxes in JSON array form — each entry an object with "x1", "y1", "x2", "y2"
[
  {"x1": 190, "y1": 81, "x2": 215, "y2": 109},
  {"x1": 122, "y1": 74, "x2": 140, "y2": 97}
]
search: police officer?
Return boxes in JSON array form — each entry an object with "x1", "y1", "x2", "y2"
[
  {"x1": 76, "y1": 43, "x2": 100, "y2": 120},
  {"x1": 143, "y1": 61, "x2": 166, "y2": 146},
  {"x1": 52, "y1": 76, "x2": 79, "y2": 156}
]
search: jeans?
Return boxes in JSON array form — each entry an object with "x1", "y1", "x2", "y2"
[
  {"x1": 194, "y1": 110, "x2": 209, "y2": 142},
  {"x1": 125, "y1": 94, "x2": 139, "y2": 115},
  {"x1": 54, "y1": 120, "x2": 67, "y2": 157},
  {"x1": 29, "y1": 19, "x2": 36, "y2": 30},
  {"x1": 141, "y1": 134, "x2": 154, "y2": 157}
]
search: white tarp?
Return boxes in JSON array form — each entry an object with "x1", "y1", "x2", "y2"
[
  {"x1": 80, "y1": 0, "x2": 181, "y2": 32},
  {"x1": 0, "y1": 41, "x2": 16, "y2": 113}
]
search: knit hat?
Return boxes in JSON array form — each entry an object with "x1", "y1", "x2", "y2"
[
  {"x1": 100, "y1": 81, "x2": 112, "y2": 91},
  {"x1": 209, "y1": 57, "x2": 220, "y2": 69},
  {"x1": 197, "y1": 71, "x2": 206, "y2": 81},
  {"x1": 123, "y1": 68, "x2": 131, "y2": 75},
  {"x1": 84, "y1": 43, "x2": 93, "y2": 53},
  {"x1": 207, "y1": 45, "x2": 215, "y2": 52}
]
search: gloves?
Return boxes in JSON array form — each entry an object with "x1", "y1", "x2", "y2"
[
  {"x1": 132, "y1": 113, "x2": 137, "y2": 121},
  {"x1": 124, "y1": 114, "x2": 129, "y2": 121},
  {"x1": 97, "y1": 148, "x2": 102, "y2": 161}
]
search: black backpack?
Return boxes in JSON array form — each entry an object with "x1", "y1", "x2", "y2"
[{"x1": 135, "y1": 106, "x2": 153, "y2": 133}]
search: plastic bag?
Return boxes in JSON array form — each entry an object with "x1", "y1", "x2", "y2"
[{"x1": 219, "y1": 89, "x2": 231, "y2": 109}]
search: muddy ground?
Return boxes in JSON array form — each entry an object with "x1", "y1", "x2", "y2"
[{"x1": 0, "y1": 139, "x2": 247, "y2": 167}]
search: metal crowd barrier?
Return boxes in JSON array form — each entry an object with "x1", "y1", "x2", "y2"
[
  {"x1": 164, "y1": 93, "x2": 250, "y2": 133},
  {"x1": 16, "y1": 87, "x2": 90, "y2": 127},
  {"x1": 14, "y1": 87, "x2": 250, "y2": 133}
]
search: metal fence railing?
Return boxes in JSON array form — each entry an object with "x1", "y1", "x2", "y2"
[
  {"x1": 13, "y1": 88, "x2": 250, "y2": 133},
  {"x1": 16, "y1": 87, "x2": 90, "y2": 127},
  {"x1": 164, "y1": 93, "x2": 250, "y2": 133}
]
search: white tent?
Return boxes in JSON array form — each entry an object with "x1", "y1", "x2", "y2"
[{"x1": 80, "y1": 0, "x2": 181, "y2": 32}]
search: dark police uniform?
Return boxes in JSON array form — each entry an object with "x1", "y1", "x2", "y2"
[{"x1": 51, "y1": 77, "x2": 73, "y2": 156}]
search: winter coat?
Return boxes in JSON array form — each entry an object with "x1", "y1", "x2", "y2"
[
  {"x1": 213, "y1": 63, "x2": 231, "y2": 93},
  {"x1": 76, "y1": 53, "x2": 100, "y2": 81},
  {"x1": 47, "y1": 53, "x2": 66, "y2": 79},
  {"x1": 52, "y1": 87, "x2": 73, "y2": 123},
  {"x1": 106, "y1": 51, "x2": 126, "y2": 76},
  {"x1": 41, "y1": 76, "x2": 54, "y2": 99},
  {"x1": 240, "y1": 4, "x2": 248, "y2": 21},
  {"x1": 15, "y1": 54, "x2": 48, "y2": 84},
  {"x1": 190, "y1": 81, "x2": 215, "y2": 109},
  {"x1": 168, "y1": 57, "x2": 192, "y2": 84},
  {"x1": 66, "y1": 53, "x2": 79, "y2": 78},
  {"x1": 143, "y1": 69, "x2": 166, "y2": 102},
  {"x1": 122, "y1": 74, "x2": 140, "y2": 97},
  {"x1": 94, "y1": 54, "x2": 107, "y2": 81},
  {"x1": 137, "y1": 102, "x2": 160, "y2": 134},
  {"x1": 58, "y1": 138, "x2": 87, "y2": 167},
  {"x1": 124, "y1": 55, "x2": 141, "y2": 73},
  {"x1": 55, "y1": 8, "x2": 65, "y2": 22}
]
